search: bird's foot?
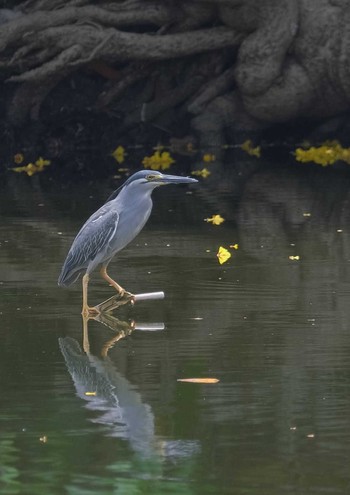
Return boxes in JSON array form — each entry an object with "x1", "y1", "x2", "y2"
[
  {"x1": 118, "y1": 290, "x2": 135, "y2": 305},
  {"x1": 81, "y1": 305, "x2": 101, "y2": 318}
]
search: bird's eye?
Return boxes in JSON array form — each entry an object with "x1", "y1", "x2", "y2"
[{"x1": 146, "y1": 174, "x2": 158, "y2": 181}]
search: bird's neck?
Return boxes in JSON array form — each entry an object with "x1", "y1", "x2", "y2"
[{"x1": 113, "y1": 182, "x2": 155, "y2": 211}]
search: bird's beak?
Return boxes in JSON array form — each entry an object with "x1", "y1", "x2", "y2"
[{"x1": 158, "y1": 174, "x2": 198, "y2": 185}]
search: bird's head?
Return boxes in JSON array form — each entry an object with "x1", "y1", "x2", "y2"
[
  {"x1": 106, "y1": 170, "x2": 198, "y2": 203},
  {"x1": 128, "y1": 170, "x2": 198, "y2": 187}
]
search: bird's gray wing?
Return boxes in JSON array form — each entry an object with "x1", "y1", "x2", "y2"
[{"x1": 58, "y1": 207, "x2": 119, "y2": 286}]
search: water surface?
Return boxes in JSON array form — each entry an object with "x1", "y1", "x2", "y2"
[{"x1": 1, "y1": 165, "x2": 350, "y2": 494}]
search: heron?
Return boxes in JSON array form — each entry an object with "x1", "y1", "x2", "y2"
[{"x1": 58, "y1": 170, "x2": 198, "y2": 316}]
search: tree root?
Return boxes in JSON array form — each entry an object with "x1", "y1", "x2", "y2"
[
  {"x1": 7, "y1": 73, "x2": 66, "y2": 125},
  {"x1": 188, "y1": 65, "x2": 237, "y2": 114},
  {"x1": 1, "y1": 0, "x2": 244, "y2": 131},
  {"x1": 95, "y1": 62, "x2": 152, "y2": 109},
  {"x1": 4, "y1": 25, "x2": 241, "y2": 83},
  {"x1": 0, "y1": 5, "x2": 175, "y2": 52}
]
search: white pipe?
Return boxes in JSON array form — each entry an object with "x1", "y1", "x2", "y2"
[
  {"x1": 134, "y1": 291, "x2": 165, "y2": 301},
  {"x1": 134, "y1": 323, "x2": 165, "y2": 331}
]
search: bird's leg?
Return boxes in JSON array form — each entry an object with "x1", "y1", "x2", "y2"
[
  {"x1": 100, "y1": 266, "x2": 134, "y2": 299},
  {"x1": 82, "y1": 273, "x2": 100, "y2": 317}
]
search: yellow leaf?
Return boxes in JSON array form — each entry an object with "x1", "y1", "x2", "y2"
[
  {"x1": 230, "y1": 243, "x2": 239, "y2": 250},
  {"x1": 303, "y1": 213, "x2": 311, "y2": 217},
  {"x1": 39, "y1": 436, "x2": 48, "y2": 443},
  {"x1": 12, "y1": 166, "x2": 27, "y2": 173},
  {"x1": 35, "y1": 157, "x2": 51, "y2": 172},
  {"x1": 205, "y1": 214, "x2": 225, "y2": 226},
  {"x1": 111, "y1": 145, "x2": 126, "y2": 164},
  {"x1": 11, "y1": 158, "x2": 50, "y2": 176},
  {"x1": 35, "y1": 157, "x2": 51, "y2": 168},
  {"x1": 192, "y1": 168, "x2": 211, "y2": 178},
  {"x1": 25, "y1": 163, "x2": 37, "y2": 176},
  {"x1": 294, "y1": 140, "x2": 350, "y2": 167},
  {"x1": 241, "y1": 139, "x2": 261, "y2": 158},
  {"x1": 177, "y1": 378, "x2": 219, "y2": 384},
  {"x1": 289, "y1": 255, "x2": 300, "y2": 261},
  {"x1": 142, "y1": 150, "x2": 175, "y2": 170},
  {"x1": 217, "y1": 246, "x2": 231, "y2": 265},
  {"x1": 84, "y1": 391, "x2": 97, "y2": 396},
  {"x1": 202, "y1": 153, "x2": 216, "y2": 163}
]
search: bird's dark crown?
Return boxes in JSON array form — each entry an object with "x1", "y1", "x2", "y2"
[{"x1": 105, "y1": 170, "x2": 161, "y2": 203}]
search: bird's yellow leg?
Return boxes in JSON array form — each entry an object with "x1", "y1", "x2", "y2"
[
  {"x1": 81, "y1": 273, "x2": 100, "y2": 317},
  {"x1": 100, "y1": 266, "x2": 133, "y2": 298}
]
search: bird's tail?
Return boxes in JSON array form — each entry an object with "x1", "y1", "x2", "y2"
[{"x1": 58, "y1": 265, "x2": 83, "y2": 288}]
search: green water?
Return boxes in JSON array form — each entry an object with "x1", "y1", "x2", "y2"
[{"x1": 2, "y1": 166, "x2": 350, "y2": 494}]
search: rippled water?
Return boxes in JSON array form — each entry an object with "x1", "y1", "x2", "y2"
[{"x1": 2, "y1": 165, "x2": 350, "y2": 494}]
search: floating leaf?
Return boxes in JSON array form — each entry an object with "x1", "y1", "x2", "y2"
[
  {"x1": 241, "y1": 139, "x2": 261, "y2": 158},
  {"x1": 15, "y1": 163, "x2": 36, "y2": 176},
  {"x1": 11, "y1": 157, "x2": 51, "y2": 176},
  {"x1": 12, "y1": 165, "x2": 27, "y2": 173},
  {"x1": 203, "y1": 153, "x2": 216, "y2": 163},
  {"x1": 217, "y1": 246, "x2": 231, "y2": 265},
  {"x1": 205, "y1": 214, "x2": 225, "y2": 226},
  {"x1": 177, "y1": 378, "x2": 219, "y2": 384},
  {"x1": 35, "y1": 157, "x2": 51, "y2": 171},
  {"x1": 289, "y1": 255, "x2": 300, "y2": 261},
  {"x1": 303, "y1": 212, "x2": 311, "y2": 217},
  {"x1": 111, "y1": 145, "x2": 126, "y2": 164},
  {"x1": 192, "y1": 168, "x2": 211, "y2": 178},
  {"x1": 230, "y1": 243, "x2": 239, "y2": 250},
  {"x1": 295, "y1": 140, "x2": 350, "y2": 167},
  {"x1": 39, "y1": 436, "x2": 48, "y2": 443},
  {"x1": 14, "y1": 153, "x2": 24, "y2": 164},
  {"x1": 84, "y1": 391, "x2": 97, "y2": 396},
  {"x1": 142, "y1": 150, "x2": 175, "y2": 170}
]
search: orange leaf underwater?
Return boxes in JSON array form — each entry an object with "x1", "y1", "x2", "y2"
[{"x1": 177, "y1": 378, "x2": 220, "y2": 384}]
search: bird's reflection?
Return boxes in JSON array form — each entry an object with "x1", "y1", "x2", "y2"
[
  {"x1": 80, "y1": 311, "x2": 164, "y2": 357},
  {"x1": 59, "y1": 313, "x2": 200, "y2": 460}
]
